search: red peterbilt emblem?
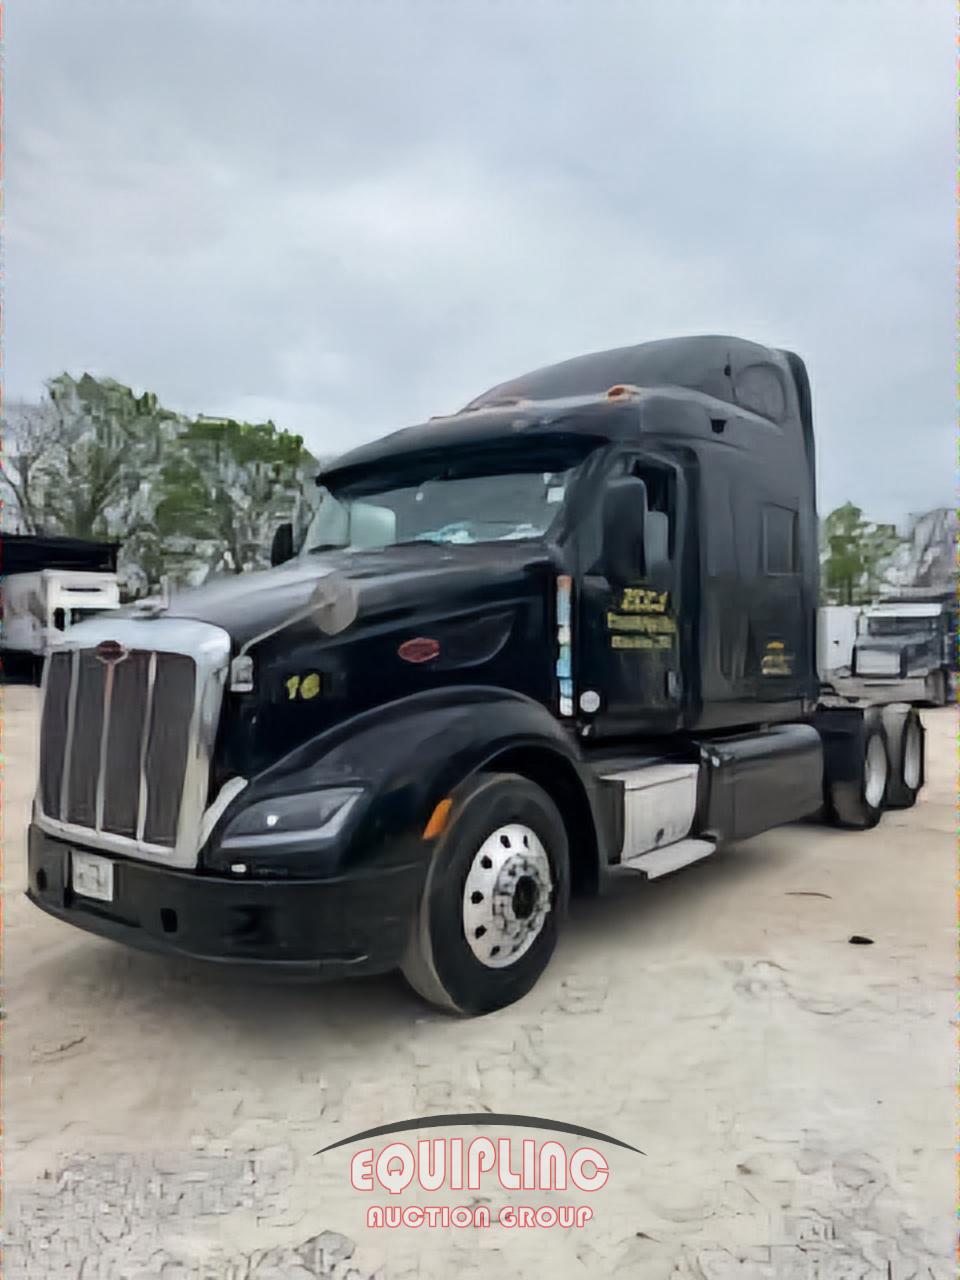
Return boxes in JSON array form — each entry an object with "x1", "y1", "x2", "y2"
[
  {"x1": 398, "y1": 637, "x2": 440, "y2": 664},
  {"x1": 95, "y1": 640, "x2": 128, "y2": 664}
]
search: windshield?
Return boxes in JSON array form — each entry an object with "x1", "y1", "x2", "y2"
[
  {"x1": 865, "y1": 615, "x2": 938, "y2": 638},
  {"x1": 303, "y1": 453, "x2": 588, "y2": 553}
]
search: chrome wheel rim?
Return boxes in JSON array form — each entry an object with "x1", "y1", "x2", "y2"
[
  {"x1": 864, "y1": 734, "x2": 888, "y2": 810},
  {"x1": 902, "y1": 721, "x2": 922, "y2": 791},
  {"x1": 462, "y1": 823, "x2": 553, "y2": 969}
]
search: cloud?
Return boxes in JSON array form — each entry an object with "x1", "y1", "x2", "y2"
[{"x1": 6, "y1": 0, "x2": 952, "y2": 519}]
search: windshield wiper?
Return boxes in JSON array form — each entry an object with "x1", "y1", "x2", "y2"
[{"x1": 388, "y1": 539, "x2": 449, "y2": 548}]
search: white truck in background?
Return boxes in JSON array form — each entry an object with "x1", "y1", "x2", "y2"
[
  {"x1": 1, "y1": 534, "x2": 122, "y2": 681},
  {"x1": 3, "y1": 569, "x2": 120, "y2": 652},
  {"x1": 817, "y1": 605, "x2": 862, "y2": 682},
  {"x1": 818, "y1": 592, "x2": 955, "y2": 707}
]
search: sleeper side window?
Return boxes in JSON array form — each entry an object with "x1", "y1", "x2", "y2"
[
  {"x1": 735, "y1": 364, "x2": 787, "y2": 422},
  {"x1": 762, "y1": 504, "x2": 797, "y2": 575}
]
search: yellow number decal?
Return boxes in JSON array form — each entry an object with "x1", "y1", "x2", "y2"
[{"x1": 287, "y1": 672, "x2": 322, "y2": 700}]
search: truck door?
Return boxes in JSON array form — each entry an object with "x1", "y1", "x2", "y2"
[{"x1": 576, "y1": 455, "x2": 686, "y2": 735}]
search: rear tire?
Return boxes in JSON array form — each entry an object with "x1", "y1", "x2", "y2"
[
  {"x1": 882, "y1": 705, "x2": 924, "y2": 810},
  {"x1": 825, "y1": 718, "x2": 889, "y2": 830},
  {"x1": 402, "y1": 772, "x2": 570, "y2": 1016}
]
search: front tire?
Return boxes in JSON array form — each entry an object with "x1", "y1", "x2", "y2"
[{"x1": 402, "y1": 773, "x2": 570, "y2": 1015}]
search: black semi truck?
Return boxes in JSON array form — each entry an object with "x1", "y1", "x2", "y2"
[
  {"x1": 27, "y1": 336, "x2": 926, "y2": 1014},
  {"x1": 847, "y1": 588, "x2": 956, "y2": 707}
]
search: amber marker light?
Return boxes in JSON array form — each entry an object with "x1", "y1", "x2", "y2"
[{"x1": 422, "y1": 798, "x2": 453, "y2": 840}]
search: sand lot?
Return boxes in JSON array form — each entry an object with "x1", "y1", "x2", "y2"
[{"x1": 4, "y1": 683, "x2": 955, "y2": 1279}]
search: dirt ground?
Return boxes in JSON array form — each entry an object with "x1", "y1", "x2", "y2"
[{"x1": 3, "y1": 683, "x2": 955, "y2": 1279}]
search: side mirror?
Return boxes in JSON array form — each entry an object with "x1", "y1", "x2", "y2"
[
  {"x1": 270, "y1": 522, "x2": 294, "y2": 567},
  {"x1": 601, "y1": 477, "x2": 648, "y2": 585},
  {"x1": 307, "y1": 575, "x2": 359, "y2": 635},
  {"x1": 350, "y1": 502, "x2": 397, "y2": 549}
]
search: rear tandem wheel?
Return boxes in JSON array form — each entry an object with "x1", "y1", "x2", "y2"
[{"x1": 825, "y1": 713, "x2": 890, "y2": 830}]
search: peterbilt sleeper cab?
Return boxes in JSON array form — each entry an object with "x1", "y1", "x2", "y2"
[{"x1": 27, "y1": 336, "x2": 925, "y2": 1014}]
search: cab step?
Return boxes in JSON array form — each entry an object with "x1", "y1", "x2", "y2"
[{"x1": 622, "y1": 838, "x2": 716, "y2": 879}]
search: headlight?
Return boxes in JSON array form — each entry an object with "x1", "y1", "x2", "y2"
[{"x1": 220, "y1": 787, "x2": 363, "y2": 850}]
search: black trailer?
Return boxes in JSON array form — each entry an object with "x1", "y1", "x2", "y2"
[
  {"x1": 1, "y1": 534, "x2": 120, "y2": 577},
  {"x1": 26, "y1": 336, "x2": 926, "y2": 1014}
]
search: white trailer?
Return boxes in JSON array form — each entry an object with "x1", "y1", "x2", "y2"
[{"x1": 2, "y1": 569, "x2": 121, "y2": 665}]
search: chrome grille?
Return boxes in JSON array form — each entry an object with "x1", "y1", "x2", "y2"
[
  {"x1": 36, "y1": 617, "x2": 231, "y2": 868},
  {"x1": 856, "y1": 649, "x2": 900, "y2": 677},
  {"x1": 42, "y1": 648, "x2": 196, "y2": 846}
]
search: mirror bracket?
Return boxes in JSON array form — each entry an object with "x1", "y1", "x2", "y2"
[
  {"x1": 270, "y1": 522, "x2": 295, "y2": 567},
  {"x1": 601, "y1": 476, "x2": 648, "y2": 586}
]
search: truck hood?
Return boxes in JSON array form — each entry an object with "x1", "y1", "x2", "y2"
[
  {"x1": 131, "y1": 543, "x2": 558, "y2": 650},
  {"x1": 55, "y1": 542, "x2": 562, "y2": 782}
]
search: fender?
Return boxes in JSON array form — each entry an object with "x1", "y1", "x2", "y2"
[{"x1": 203, "y1": 686, "x2": 613, "y2": 887}]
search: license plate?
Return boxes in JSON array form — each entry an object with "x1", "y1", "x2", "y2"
[{"x1": 71, "y1": 851, "x2": 114, "y2": 902}]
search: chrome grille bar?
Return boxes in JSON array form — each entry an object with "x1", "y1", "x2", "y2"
[
  {"x1": 136, "y1": 652, "x2": 158, "y2": 843},
  {"x1": 94, "y1": 661, "x2": 116, "y2": 833},
  {"x1": 59, "y1": 650, "x2": 80, "y2": 822}
]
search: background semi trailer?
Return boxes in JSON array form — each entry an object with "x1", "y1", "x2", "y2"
[
  {"x1": 1, "y1": 535, "x2": 121, "y2": 680},
  {"x1": 817, "y1": 604, "x2": 862, "y2": 684},
  {"x1": 27, "y1": 335, "x2": 927, "y2": 1014}
]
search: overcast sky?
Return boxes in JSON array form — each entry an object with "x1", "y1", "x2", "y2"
[{"x1": 8, "y1": 0, "x2": 953, "y2": 521}]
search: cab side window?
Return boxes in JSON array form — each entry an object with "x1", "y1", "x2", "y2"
[{"x1": 629, "y1": 461, "x2": 675, "y2": 558}]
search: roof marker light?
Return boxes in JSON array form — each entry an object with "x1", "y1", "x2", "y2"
[{"x1": 606, "y1": 384, "x2": 642, "y2": 400}]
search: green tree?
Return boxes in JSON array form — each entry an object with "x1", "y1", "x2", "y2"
[
  {"x1": 154, "y1": 416, "x2": 315, "y2": 579},
  {"x1": 4, "y1": 374, "x2": 318, "y2": 591},
  {"x1": 43, "y1": 373, "x2": 180, "y2": 540},
  {"x1": 1, "y1": 398, "x2": 65, "y2": 533},
  {"x1": 821, "y1": 502, "x2": 902, "y2": 604}
]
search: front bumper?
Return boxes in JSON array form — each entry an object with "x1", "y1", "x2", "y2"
[
  {"x1": 27, "y1": 825, "x2": 425, "y2": 977},
  {"x1": 828, "y1": 675, "x2": 928, "y2": 704}
]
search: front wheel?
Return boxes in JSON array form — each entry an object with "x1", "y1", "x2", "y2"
[{"x1": 402, "y1": 773, "x2": 570, "y2": 1015}]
